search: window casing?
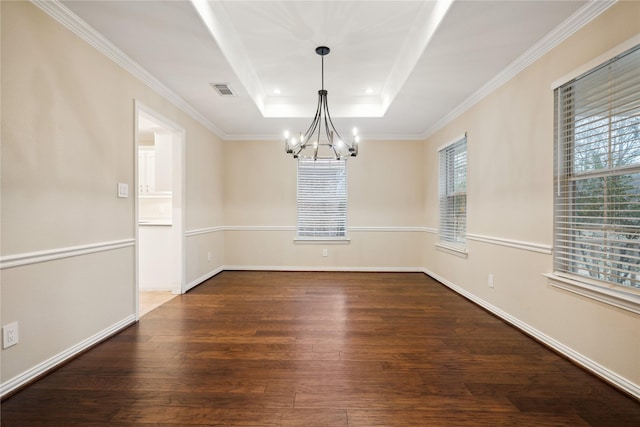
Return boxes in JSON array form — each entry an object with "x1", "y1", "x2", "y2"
[
  {"x1": 439, "y1": 136, "x2": 467, "y2": 249},
  {"x1": 554, "y1": 45, "x2": 640, "y2": 291},
  {"x1": 297, "y1": 158, "x2": 348, "y2": 239}
]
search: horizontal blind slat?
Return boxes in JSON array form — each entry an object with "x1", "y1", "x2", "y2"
[
  {"x1": 297, "y1": 158, "x2": 348, "y2": 238},
  {"x1": 554, "y1": 44, "x2": 640, "y2": 290},
  {"x1": 439, "y1": 136, "x2": 467, "y2": 246}
]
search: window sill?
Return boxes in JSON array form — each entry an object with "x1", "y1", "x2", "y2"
[
  {"x1": 543, "y1": 273, "x2": 640, "y2": 315},
  {"x1": 435, "y1": 243, "x2": 468, "y2": 258},
  {"x1": 294, "y1": 238, "x2": 351, "y2": 244}
]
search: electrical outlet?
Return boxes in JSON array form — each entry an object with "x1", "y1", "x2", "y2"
[
  {"x1": 322, "y1": 248, "x2": 328, "y2": 257},
  {"x1": 207, "y1": 251, "x2": 212, "y2": 262},
  {"x1": 3, "y1": 322, "x2": 19, "y2": 349},
  {"x1": 488, "y1": 274, "x2": 494, "y2": 288}
]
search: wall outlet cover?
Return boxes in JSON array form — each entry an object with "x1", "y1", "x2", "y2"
[{"x1": 3, "y1": 322, "x2": 19, "y2": 349}]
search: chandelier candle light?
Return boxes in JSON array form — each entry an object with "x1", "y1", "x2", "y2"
[{"x1": 284, "y1": 46, "x2": 360, "y2": 160}]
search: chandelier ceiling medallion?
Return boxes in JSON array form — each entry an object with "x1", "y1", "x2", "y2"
[{"x1": 284, "y1": 46, "x2": 360, "y2": 160}]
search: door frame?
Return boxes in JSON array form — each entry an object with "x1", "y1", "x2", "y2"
[{"x1": 134, "y1": 100, "x2": 186, "y2": 320}]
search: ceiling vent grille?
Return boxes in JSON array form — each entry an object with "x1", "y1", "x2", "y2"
[{"x1": 210, "y1": 83, "x2": 236, "y2": 96}]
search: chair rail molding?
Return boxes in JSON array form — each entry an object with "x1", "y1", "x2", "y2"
[
  {"x1": 185, "y1": 226, "x2": 225, "y2": 237},
  {"x1": 466, "y1": 233, "x2": 552, "y2": 254},
  {"x1": 0, "y1": 239, "x2": 136, "y2": 270}
]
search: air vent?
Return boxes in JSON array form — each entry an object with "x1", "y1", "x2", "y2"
[{"x1": 210, "y1": 83, "x2": 236, "y2": 96}]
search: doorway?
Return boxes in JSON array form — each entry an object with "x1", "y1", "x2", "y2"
[{"x1": 135, "y1": 102, "x2": 185, "y2": 319}]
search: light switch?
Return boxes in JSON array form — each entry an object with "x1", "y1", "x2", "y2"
[{"x1": 117, "y1": 183, "x2": 129, "y2": 198}]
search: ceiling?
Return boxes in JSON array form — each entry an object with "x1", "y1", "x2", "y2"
[{"x1": 58, "y1": 0, "x2": 597, "y2": 141}]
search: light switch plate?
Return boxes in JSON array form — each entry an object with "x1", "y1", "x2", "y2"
[{"x1": 117, "y1": 183, "x2": 129, "y2": 198}]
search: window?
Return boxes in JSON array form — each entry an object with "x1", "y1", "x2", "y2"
[
  {"x1": 297, "y1": 158, "x2": 348, "y2": 239},
  {"x1": 554, "y1": 45, "x2": 640, "y2": 291},
  {"x1": 438, "y1": 135, "x2": 467, "y2": 249}
]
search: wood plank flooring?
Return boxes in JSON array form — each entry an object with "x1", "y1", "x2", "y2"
[{"x1": 2, "y1": 271, "x2": 638, "y2": 426}]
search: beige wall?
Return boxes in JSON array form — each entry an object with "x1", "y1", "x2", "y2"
[
  {"x1": 423, "y1": 1, "x2": 639, "y2": 391},
  {"x1": 184, "y1": 113, "x2": 224, "y2": 287},
  {"x1": 223, "y1": 139, "x2": 425, "y2": 269},
  {"x1": 1, "y1": 1, "x2": 224, "y2": 389},
  {"x1": 223, "y1": 140, "x2": 297, "y2": 226}
]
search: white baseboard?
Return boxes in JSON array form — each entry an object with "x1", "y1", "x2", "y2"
[
  {"x1": 422, "y1": 268, "x2": 640, "y2": 400},
  {"x1": 184, "y1": 266, "x2": 224, "y2": 292},
  {"x1": 0, "y1": 314, "x2": 136, "y2": 399},
  {"x1": 223, "y1": 265, "x2": 425, "y2": 273}
]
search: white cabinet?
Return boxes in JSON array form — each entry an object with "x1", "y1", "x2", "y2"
[
  {"x1": 139, "y1": 134, "x2": 172, "y2": 195},
  {"x1": 138, "y1": 137, "x2": 173, "y2": 223},
  {"x1": 138, "y1": 148, "x2": 156, "y2": 194},
  {"x1": 153, "y1": 134, "x2": 173, "y2": 192}
]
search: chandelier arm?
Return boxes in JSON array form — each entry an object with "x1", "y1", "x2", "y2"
[
  {"x1": 316, "y1": 94, "x2": 327, "y2": 144},
  {"x1": 319, "y1": 99, "x2": 341, "y2": 158},
  {"x1": 328, "y1": 129, "x2": 339, "y2": 158},
  {"x1": 322, "y1": 95, "x2": 345, "y2": 146},
  {"x1": 303, "y1": 116, "x2": 319, "y2": 148},
  {"x1": 301, "y1": 92, "x2": 323, "y2": 145},
  {"x1": 324, "y1": 106, "x2": 340, "y2": 158},
  {"x1": 323, "y1": 101, "x2": 333, "y2": 146},
  {"x1": 315, "y1": 96, "x2": 324, "y2": 146}
]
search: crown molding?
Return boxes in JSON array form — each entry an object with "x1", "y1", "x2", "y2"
[
  {"x1": 421, "y1": 0, "x2": 617, "y2": 140},
  {"x1": 30, "y1": 0, "x2": 227, "y2": 140},
  {"x1": 30, "y1": 0, "x2": 616, "y2": 143}
]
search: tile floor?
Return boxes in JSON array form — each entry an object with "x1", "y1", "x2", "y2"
[{"x1": 139, "y1": 291, "x2": 176, "y2": 317}]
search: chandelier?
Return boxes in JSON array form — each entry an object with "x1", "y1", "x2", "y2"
[{"x1": 284, "y1": 46, "x2": 359, "y2": 160}]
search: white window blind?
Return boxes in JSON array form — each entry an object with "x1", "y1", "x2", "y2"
[
  {"x1": 554, "y1": 44, "x2": 640, "y2": 290},
  {"x1": 439, "y1": 136, "x2": 467, "y2": 247},
  {"x1": 297, "y1": 158, "x2": 347, "y2": 239}
]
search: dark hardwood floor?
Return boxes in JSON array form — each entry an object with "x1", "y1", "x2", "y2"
[{"x1": 2, "y1": 271, "x2": 638, "y2": 426}]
